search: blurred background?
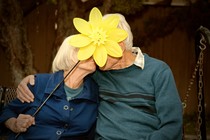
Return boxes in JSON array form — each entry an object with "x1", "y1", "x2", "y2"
[{"x1": 0, "y1": 0, "x2": 209, "y2": 139}]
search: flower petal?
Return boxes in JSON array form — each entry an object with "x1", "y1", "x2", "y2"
[
  {"x1": 107, "y1": 28, "x2": 128, "y2": 42},
  {"x1": 89, "y1": 7, "x2": 102, "y2": 27},
  {"x1": 102, "y1": 15, "x2": 119, "y2": 30},
  {"x1": 105, "y1": 40, "x2": 122, "y2": 57},
  {"x1": 73, "y1": 18, "x2": 92, "y2": 35},
  {"x1": 93, "y1": 46, "x2": 107, "y2": 67},
  {"x1": 69, "y1": 34, "x2": 92, "y2": 48},
  {"x1": 70, "y1": 7, "x2": 128, "y2": 67},
  {"x1": 77, "y1": 44, "x2": 96, "y2": 60}
]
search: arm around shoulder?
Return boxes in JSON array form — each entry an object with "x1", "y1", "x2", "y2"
[{"x1": 17, "y1": 75, "x2": 35, "y2": 103}]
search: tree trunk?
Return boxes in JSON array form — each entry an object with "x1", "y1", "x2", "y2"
[{"x1": 0, "y1": 0, "x2": 36, "y2": 86}]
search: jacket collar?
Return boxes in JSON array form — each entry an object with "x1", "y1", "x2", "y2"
[{"x1": 44, "y1": 71, "x2": 98, "y2": 102}]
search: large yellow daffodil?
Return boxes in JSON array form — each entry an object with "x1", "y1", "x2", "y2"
[{"x1": 68, "y1": 7, "x2": 128, "y2": 67}]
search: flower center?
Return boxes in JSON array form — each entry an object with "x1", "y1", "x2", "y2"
[{"x1": 90, "y1": 28, "x2": 107, "y2": 46}]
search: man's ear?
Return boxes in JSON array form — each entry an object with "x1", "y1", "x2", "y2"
[{"x1": 119, "y1": 42, "x2": 126, "y2": 52}]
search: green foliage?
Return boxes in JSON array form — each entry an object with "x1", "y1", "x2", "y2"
[{"x1": 110, "y1": 0, "x2": 143, "y2": 15}]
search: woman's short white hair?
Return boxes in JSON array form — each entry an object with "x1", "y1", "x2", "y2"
[
  {"x1": 52, "y1": 36, "x2": 79, "y2": 72},
  {"x1": 103, "y1": 13, "x2": 133, "y2": 51}
]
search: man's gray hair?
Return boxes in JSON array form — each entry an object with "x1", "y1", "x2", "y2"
[{"x1": 103, "y1": 13, "x2": 133, "y2": 50}]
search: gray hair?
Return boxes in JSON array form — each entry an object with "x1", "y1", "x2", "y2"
[{"x1": 103, "y1": 13, "x2": 133, "y2": 50}]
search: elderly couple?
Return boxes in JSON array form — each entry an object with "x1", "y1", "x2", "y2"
[{"x1": 0, "y1": 7, "x2": 183, "y2": 140}]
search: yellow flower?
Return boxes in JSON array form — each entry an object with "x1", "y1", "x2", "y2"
[{"x1": 68, "y1": 7, "x2": 128, "y2": 67}]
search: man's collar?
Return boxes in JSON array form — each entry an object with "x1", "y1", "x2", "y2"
[{"x1": 132, "y1": 47, "x2": 144, "y2": 69}]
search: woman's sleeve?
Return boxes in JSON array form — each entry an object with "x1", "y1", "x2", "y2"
[{"x1": 0, "y1": 83, "x2": 36, "y2": 133}]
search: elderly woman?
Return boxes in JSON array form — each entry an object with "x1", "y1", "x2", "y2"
[{"x1": 0, "y1": 36, "x2": 99, "y2": 140}]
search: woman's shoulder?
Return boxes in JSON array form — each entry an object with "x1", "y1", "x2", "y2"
[
  {"x1": 34, "y1": 73, "x2": 52, "y2": 80},
  {"x1": 34, "y1": 71, "x2": 63, "y2": 84},
  {"x1": 28, "y1": 73, "x2": 54, "y2": 95}
]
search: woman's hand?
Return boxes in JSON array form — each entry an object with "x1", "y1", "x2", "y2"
[
  {"x1": 5, "y1": 114, "x2": 35, "y2": 133},
  {"x1": 16, "y1": 75, "x2": 35, "y2": 103}
]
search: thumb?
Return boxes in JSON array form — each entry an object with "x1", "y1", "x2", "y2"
[{"x1": 29, "y1": 75, "x2": 35, "y2": 86}]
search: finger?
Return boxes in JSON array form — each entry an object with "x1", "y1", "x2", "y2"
[
  {"x1": 29, "y1": 75, "x2": 35, "y2": 85},
  {"x1": 30, "y1": 117, "x2": 35, "y2": 125},
  {"x1": 16, "y1": 87, "x2": 31, "y2": 103},
  {"x1": 17, "y1": 83, "x2": 34, "y2": 102},
  {"x1": 21, "y1": 122, "x2": 28, "y2": 128},
  {"x1": 19, "y1": 114, "x2": 35, "y2": 126},
  {"x1": 19, "y1": 114, "x2": 33, "y2": 119},
  {"x1": 19, "y1": 127, "x2": 27, "y2": 132},
  {"x1": 19, "y1": 120, "x2": 32, "y2": 129},
  {"x1": 21, "y1": 75, "x2": 35, "y2": 97},
  {"x1": 22, "y1": 75, "x2": 35, "y2": 85},
  {"x1": 15, "y1": 119, "x2": 27, "y2": 133},
  {"x1": 21, "y1": 81, "x2": 35, "y2": 100},
  {"x1": 25, "y1": 116, "x2": 35, "y2": 127}
]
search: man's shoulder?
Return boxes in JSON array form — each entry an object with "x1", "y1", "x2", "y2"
[{"x1": 143, "y1": 54, "x2": 170, "y2": 71}]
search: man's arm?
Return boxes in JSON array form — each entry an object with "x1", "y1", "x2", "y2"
[
  {"x1": 147, "y1": 66, "x2": 183, "y2": 140},
  {"x1": 16, "y1": 75, "x2": 35, "y2": 103}
]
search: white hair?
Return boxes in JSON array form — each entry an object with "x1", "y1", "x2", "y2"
[
  {"x1": 52, "y1": 36, "x2": 79, "y2": 72},
  {"x1": 103, "y1": 13, "x2": 133, "y2": 51}
]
